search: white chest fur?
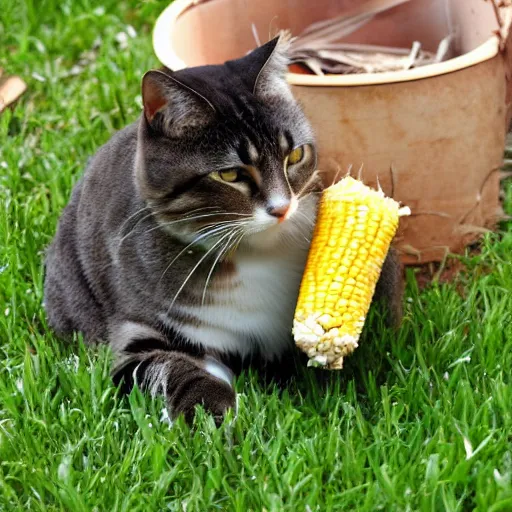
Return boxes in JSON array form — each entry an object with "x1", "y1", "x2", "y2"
[
  {"x1": 159, "y1": 194, "x2": 318, "y2": 359},
  {"x1": 168, "y1": 247, "x2": 309, "y2": 359}
]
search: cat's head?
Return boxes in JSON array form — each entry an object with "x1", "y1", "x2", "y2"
[{"x1": 135, "y1": 33, "x2": 321, "y2": 253}]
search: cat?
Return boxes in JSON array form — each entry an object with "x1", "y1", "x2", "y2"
[{"x1": 43, "y1": 34, "x2": 403, "y2": 424}]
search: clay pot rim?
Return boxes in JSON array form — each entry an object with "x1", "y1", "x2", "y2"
[{"x1": 153, "y1": 0, "x2": 501, "y2": 87}]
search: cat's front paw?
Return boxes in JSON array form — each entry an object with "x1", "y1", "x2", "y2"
[{"x1": 168, "y1": 370, "x2": 236, "y2": 426}]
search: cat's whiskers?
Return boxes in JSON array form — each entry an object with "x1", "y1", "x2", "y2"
[
  {"x1": 228, "y1": 225, "x2": 248, "y2": 257},
  {"x1": 232, "y1": 229, "x2": 246, "y2": 254},
  {"x1": 117, "y1": 205, "x2": 215, "y2": 245},
  {"x1": 157, "y1": 220, "x2": 250, "y2": 288},
  {"x1": 200, "y1": 227, "x2": 245, "y2": 306},
  {"x1": 119, "y1": 206, "x2": 248, "y2": 245},
  {"x1": 288, "y1": 209, "x2": 313, "y2": 244},
  {"x1": 118, "y1": 210, "x2": 163, "y2": 245},
  {"x1": 175, "y1": 217, "x2": 250, "y2": 244},
  {"x1": 295, "y1": 170, "x2": 321, "y2": 200},
  {"x1": 144, "y1": 211, "x2": 252, "y2": 237},
  {"x1": 157, "y1": 223, "x2": 237, "y2": 287},
  {"x1": 117, "y1": 204, "x2": 178, "y2": 245},
  {"x1": 144, "y1": 212, "x2": 224, "y2": 234},
  {"x1": 294, "y1": 208, "x2": 315, "y2": 227},
  {"x1": 158, "y1": 205, "x2": 218, "y2": 221},
  {"x1": 168, "y1": 228, "x2": 242, "y2": 312},
  {"x1": 117, "y1": 205, "x2": 153, "y2": 236},
  {"x1": 160, "y1": 205, "x2": 222, "y2": 224}
]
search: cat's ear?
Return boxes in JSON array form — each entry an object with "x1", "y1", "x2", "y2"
[
  {"x1": 253, "y1": 32, "x2": 293, "y2": 100},
  {"x1": 141, "y1": 70, "x2": 214, "y2": 136},
  {"x1": 227, "y1": 32, "x2": 293, "y2": 101}
]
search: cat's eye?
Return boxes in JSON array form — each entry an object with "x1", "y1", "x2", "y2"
[
  {"x1": 287, "y1": 146, "x2": 305, "y2": 166},
  {"x1": 211, "y1": 168, "x2": 251, "y2": 184},
  {"x1": 218, "y1": 169, "x2": 239, "y2": 182}
]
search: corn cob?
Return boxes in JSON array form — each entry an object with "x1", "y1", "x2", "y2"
[{"x1": 293, "y1": 176, "x2": 410, "y2": 370}]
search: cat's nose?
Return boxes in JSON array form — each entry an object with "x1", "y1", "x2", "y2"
[
  {"x1": 266, "y1": 197, "x2": 297, "y2": 222},
  {"x1": 266, "y1": 203, "x2": 290, "y2": 219}
]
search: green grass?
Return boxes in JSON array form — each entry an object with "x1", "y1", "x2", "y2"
[{"x1": 1, "y1": 1, "x2": 512, "y2": 510}]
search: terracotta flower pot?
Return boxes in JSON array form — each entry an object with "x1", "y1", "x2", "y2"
[{"x1": 153, "y1": 0, "x2": 512, "y2": 264}]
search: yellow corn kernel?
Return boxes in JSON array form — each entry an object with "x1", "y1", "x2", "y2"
[{"x1": 292, "y1": 176, "x2": 410, "y2": 370}]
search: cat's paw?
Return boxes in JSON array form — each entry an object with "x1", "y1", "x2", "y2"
[{"x1": 169, "y1": 371, "x2": 236, "y2": 426}]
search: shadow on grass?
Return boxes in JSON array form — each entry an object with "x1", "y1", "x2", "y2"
[{"x1": 235, "y1": 299, "x2": 414, "y2": 423}]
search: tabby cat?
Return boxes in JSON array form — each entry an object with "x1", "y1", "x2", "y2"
[{"x1": 44, "y1": 35, "x2": 403, "y2": 424}]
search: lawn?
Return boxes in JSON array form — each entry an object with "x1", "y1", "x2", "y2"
[{"x1": 1, "y1": 1, "x2": 512, "y2": 510}]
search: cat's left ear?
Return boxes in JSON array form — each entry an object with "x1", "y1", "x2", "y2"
[
  {"x1": 227, "y1": 31, "x2": 293, "y2": 101},
  {"x1": 141, "y1": 70, "x2": 214, "y2": 136}
]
